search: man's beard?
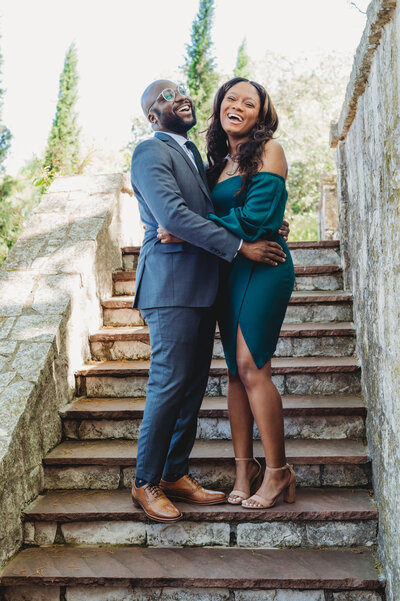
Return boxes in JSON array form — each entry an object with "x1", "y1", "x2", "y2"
[{"x1": 155, "y1": 105, "x2": 197, "y2": 134}]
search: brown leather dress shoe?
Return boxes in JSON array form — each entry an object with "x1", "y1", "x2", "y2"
[
  {"x1": 132, "y1": 482, "x2": 182, "y2": 522},
  {"x1": 160, "y1": 474, "x2": 227, "y2": 505}
]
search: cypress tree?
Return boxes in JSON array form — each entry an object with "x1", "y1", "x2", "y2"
[
  {"x1": 43, "y1": 42, "x2": 80, "y2": 182},
  {"x1": 0, "y1": 30, "x2": 12, "y2": 174},
  {"x1": 184, "y1": 0, "x2": 218, "y2": 153},
  {"x1": 234, "y1": 38, "x2": 251, "y2": 79}
]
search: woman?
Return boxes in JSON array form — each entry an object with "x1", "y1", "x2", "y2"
[
  {"x1": 160, "y1": 77, "x2": 296, "y2": 508},
  {"x1": 203, "y1": 77, "x2": 296, "y2": 508}
]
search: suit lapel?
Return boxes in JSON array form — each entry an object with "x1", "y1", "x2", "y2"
[{"x1": 155, "y1": 132, "x2": 212, "y2": 203}]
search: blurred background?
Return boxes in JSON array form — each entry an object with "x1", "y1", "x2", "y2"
[{"x1": 0, "y1": 0, "x2": 370, "y2": 261}]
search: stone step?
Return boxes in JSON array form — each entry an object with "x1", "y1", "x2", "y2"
[
  {"x1": 102, "y1": 291, "x2": 354, "y2": 327},
  {"x1": 61, "y1": 394, "x2": 366, "y2": 442},
  {"x1": 90, "y1": 322, "x2": 356, "y2": 361},
  {"x1": 22, "y1": 489, "x2": 377, "y2": 549},
  {"x1": 61, "y1": 394, "x2": 366, "y2": 419},
  {"x1": 113, "y1": 266, "x2": 344, "y2": 296},
  {"x1": 75, "y1": 357, "x2": 361, "y2": 398},
  {"x1": 43, "y1": 439, "x2": 371, "y2": 490},
  {"x1": 0, "y1": 547, "x2": 383, "y2": 597},
  {"x1": 121, "y1": 241, "x2": 342, "y2": 269}
]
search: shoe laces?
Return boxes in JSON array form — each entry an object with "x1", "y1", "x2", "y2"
[
  {"x1": 186, "y1": 474, "x2": 202, "y2": 489},
  {"x1": 145, "y1": 483, "x2": 163, "y2": 499}
]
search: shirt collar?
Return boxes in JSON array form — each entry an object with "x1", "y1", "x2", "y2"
[{"x1": 156, "y1": 131, "x2": 189, "y2": 148}]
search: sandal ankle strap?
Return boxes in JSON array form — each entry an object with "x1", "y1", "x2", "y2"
[
  {"x1": 235, "y1": 457, "x2": 255, "y2": 462},
  {"x1": 265, "y1": 462, "x2": 291, "y2": 472}
]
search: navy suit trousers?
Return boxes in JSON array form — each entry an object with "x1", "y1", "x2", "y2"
[{"x1": 136, "y1": 305, "x2": 216, "y2": 483}]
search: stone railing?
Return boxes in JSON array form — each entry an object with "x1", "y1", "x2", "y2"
[
  {"x1": 331, "y1": 1, "x2": 399, "y2": 599},
  {"x1": 0, "y1": 173, "x2": 138, "y2": 568}
]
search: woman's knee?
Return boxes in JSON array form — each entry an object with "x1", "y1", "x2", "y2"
[{"x1": 237, "y1": 359, "x2": 260, "y2": 389}]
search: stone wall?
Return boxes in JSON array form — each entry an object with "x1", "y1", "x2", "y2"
[
  {"x1": 0, "y1": 174, "x2": 135, "y2": 567},
  {"x1": 331, "y1": 1, "x2": 400, "y2": 599}
]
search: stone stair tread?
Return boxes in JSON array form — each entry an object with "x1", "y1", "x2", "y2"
[
  {"x1": 0, "y1": 546, "x2": 380, "y2": 589},
  {"x1": 43, "y1": 438, "x2": 368, "y2": 465},
  {"x1": 24, "y1": 488, "x2": 377, "y2": 522},
  {"x1": 61, "y1": 394, "x2": 366, "y2": 419},
  {"x1": 102, "y1": 290, "x2": 353, "y2": 308},
  {"x1": 90, "y1": 322, "x2": 355, "y2": 342},
  {"x1": 114, "y1": 265, "x2": 342, "y2": 281},
  {"x1": 76, "y1": 356, "x2": 360, "y2": 377},
  {"x1": 121, "y1": 241, "x2": 341, "y2": 253}
]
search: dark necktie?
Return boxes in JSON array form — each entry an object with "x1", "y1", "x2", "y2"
[{"x1": 184, "y1": 140, "x2": 208, "y2": 187}]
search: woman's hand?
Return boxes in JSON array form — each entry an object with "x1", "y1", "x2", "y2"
[
  {"x1": 278, "y1": 219, "x2": 290, "y2": 241},
  {"x1": 157, "y1": 226, "x2": 184, "y2": 244}
]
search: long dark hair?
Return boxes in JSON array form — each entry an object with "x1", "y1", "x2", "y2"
[{"x1": 206, "y1": 77, "x2": 278, "y2": 195}]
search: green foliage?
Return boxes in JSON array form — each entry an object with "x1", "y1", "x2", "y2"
[
  {"x1": 43, "y1": 42, "x2": 81, "y2": 186},
  {"x1": 0, "y1": 30, "x2": 12, "y2": 173},
  {"x1": 255, "y1": 53, "x2": 350, "y2": 239},
  {"x1": 183, "y1": 0, "x2": 219, "y2": 153},
  {"x1": 0, "y1": 161, "x2": 42, "y2": 264},
  {"x1": 123, "y1": 116, "x2": 153, "y2": 172},
  {"x1": 233, "y1": 38, "x2": 251, "y2": 79}
]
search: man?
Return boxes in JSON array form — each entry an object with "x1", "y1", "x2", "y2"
[{"x1": 130, "y1": 80, "x2": 288, "y2": 522}]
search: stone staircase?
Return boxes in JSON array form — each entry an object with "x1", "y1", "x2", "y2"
[{"x1": 0, "y1": 241, "x2": 385, "y2": 600}]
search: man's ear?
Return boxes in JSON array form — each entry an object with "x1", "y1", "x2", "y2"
[{"x1": 148, "y1": 112, "x2": 157, "y2": 125}]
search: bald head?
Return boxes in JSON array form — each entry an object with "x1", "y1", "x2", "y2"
[{"x1": 141, "y1": 79, "x2": 177, "y2": 117}]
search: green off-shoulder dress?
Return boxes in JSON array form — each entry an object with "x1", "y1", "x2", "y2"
[{"x1": 208, "y1": 172, "x2": 295, "y2": 375}]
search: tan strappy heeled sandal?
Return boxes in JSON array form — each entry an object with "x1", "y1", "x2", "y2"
[
  {"x1": 242, "y1": 463, "x2": 296, "y2": 509},
  {"x1": 227, "y1": 458, "x2": 263, "y2": 505}
]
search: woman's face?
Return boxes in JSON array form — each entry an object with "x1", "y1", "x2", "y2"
[{"x1": 220, "y1": 81, "x2": 261, "y2": 139}]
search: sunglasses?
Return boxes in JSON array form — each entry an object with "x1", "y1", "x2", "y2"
[{"x1": 147, "y1": 84, "x2": 190, "y2": 115}]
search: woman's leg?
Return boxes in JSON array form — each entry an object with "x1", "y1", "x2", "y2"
[
  {"x1": 227, "y1": 372, "x2": 259, "y2": 501},
  {"x1": 235, "y1": 326, "x2": 292, "y2": 506}
]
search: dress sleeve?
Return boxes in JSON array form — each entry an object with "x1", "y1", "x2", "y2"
[{"x1": 207, "y1": 174, "x2": 286, "y2": 242}]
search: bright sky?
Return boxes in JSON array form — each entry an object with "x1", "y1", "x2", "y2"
[{"x1": 1, "y1": 0, "x2": 370, "y2": 175}]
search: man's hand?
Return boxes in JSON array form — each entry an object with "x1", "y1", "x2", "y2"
[
  {"x1": 157, "y1": 226, "x2": 184, "y2": 244},
  {"x1": 278, "y1": 219, "x2": 290, "y2": 241},
  {"x1": 240, "y1": 240, "x2": 286, "y2": 266}
]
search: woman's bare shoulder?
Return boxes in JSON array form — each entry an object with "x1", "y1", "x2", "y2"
[{"x1": 260, "y1": 139, "x2": 288, "y2": 179}]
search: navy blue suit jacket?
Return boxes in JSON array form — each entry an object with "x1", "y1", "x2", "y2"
[{"x1": 130, "y1": 132, "x2": 240, "y2": 309}]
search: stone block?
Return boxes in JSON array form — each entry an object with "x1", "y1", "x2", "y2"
[
  {"x1": 146, "y1": 522, "x2": 230, "y2": 547},
  {"x1": 61, "y1": 521, "x2": 146, "y2": 545},
  {"x1": 77, "y1": 419, "x2": 141, "y2": 440},
  {"x1": 237, "y1": 522, "x2": 305, "y2": 547},
  {"x1": 294, "y1": 274, "x2": 342, "y2": 291},
  {"x1": 284, "y1": 373, "x2": 360, "y2": 395},
  {"x1": 10, "y1": 314, "x2": 61, "y2": 343},
  {"x1": 91, "y1": 340, "x2": 151, "y2": 362},
  {"x1": 292, "y1": 465, "x2": 321, "y2": 487},
  {"x1": 103, "y1": 308, "x2": 144, "y2": 327},
  {"x1": 32, "y1": 522, "x2": 58, "y2": 546},
  {"x1": 332, "y1": 592, "x2": 383, "y2": 600},
  {"x1": 114, "y1": 279, "x2": 135, "y2": 296},
  {"x1": 67, "y1": 587, "x2": 134, "y2": 601},
  {"x1": 305, "y1": 520, "x2": 377, "y2": 547},
  {"x1": 11, "y1": 342, "x2": 53, "y2": 383},
  {"x1": 283, "y1": 416, "x2": 365, "y2": 440},
  {"x1": 0, "y1": 317, "x2": 16, "y2": 339},
  {"x1": 234, "y1": 591, "x2": 324, "y2": 601},
  {"x1": 321, "y1": 464, "x2": 370, "y2": 487},
  {"x1": 44, "y1": 466, "x2": 121, "y2": 489},
  {"x1": 290, "y1": 248, "x2": 341, "y2": 266},
  {"x1": 3, "y1": 585, "x2": 60, "y2": 601},
  {"x1": 84, "y1": 375, "x2": 148, "y2": 398},
  {"x1": 0, "y1": 272, "x2": 37, "y2": 316},
  {"x1": 131, "y1": 589, "x2": 229, "y2": 601},
  {"x1": 275, "y1": 336, "x2": 355, "y2": 358},
  {"x1": 284, "y1": 303, "x2": 353, "y2": 324}
]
